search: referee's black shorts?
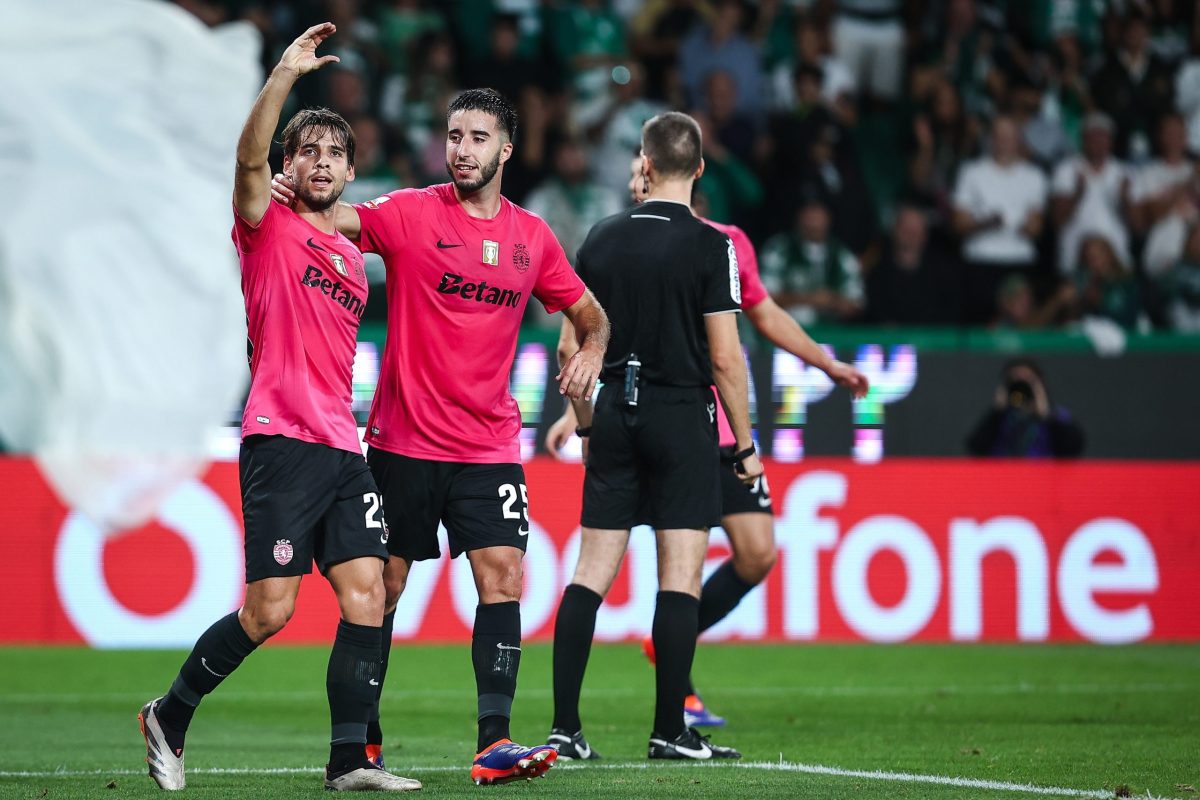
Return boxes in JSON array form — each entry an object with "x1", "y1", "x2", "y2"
[{"x1": 582, "y1": 383, "x2": 721, "y2": 531}]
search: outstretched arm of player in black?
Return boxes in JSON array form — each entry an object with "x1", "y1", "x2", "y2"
[
  {"x1": 706, "y1": 311, "x2": 763, "y2": 484},
  {"x1": 744, "y1": 297, "x2": 870, "y2": 398},
  {"x1": 234, "y1": 22, "x2": 340, "y2": 226}
]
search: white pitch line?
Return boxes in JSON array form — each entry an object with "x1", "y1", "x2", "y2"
[
  {"x1": 0, "y1": 760, "x2": 1165, "y2": 799},
  {"x1": 0, "y1": 682, "x2": 1189, "y2": 705}
]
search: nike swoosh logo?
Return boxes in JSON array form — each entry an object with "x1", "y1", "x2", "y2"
[
  {"x1": 436, "y1": 239, "x2": 463, "y2": 249},
  {"x1": 575, "y1": 742, "x2": 591, "y2": 759},
  {"x1": 496, "y1": 643, "x2": 522, "y2": 652},
  {"x1": 758, "y1": 494, "x2": 772, "y2": 508},
  {"x1": 517, "y1": 527, "x2": 529, "y2": 537},
  {"x1": 369, "y1": 679, "x2": 379, "y2": 686},
  {"x1": 670, "y1": 742, "x2": 712, "y2": 759},
  {"x1": 201, "y1": 657, "x2": 228, "y2": 678},
  {"x1": 306, "y1": 237, "x2": 327, "y2": 252}
]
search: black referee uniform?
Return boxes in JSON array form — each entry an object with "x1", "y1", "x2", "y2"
[{"x1": 577, "y1": 199, "x2": 741, "y2": 531}]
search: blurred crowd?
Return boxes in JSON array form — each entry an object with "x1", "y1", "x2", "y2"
[{"x1": 171, "y1": 0, "x2": 1200, "y2": 332}]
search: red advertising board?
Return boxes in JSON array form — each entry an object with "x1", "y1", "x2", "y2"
[{"x1": 1, "y1": 457, "x2": 1196, "y2": 646}]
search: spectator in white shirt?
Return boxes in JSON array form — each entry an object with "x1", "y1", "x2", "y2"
[
  {"x1": 1132, "y1": 113, "x2": 1199, "y2": 277},
  {"x1": 1050, "y1": 112, "x2": 1133, "y2": 276},
  {"x1": 953, "y1": 115, "x2": 1048, "y2": 323}
]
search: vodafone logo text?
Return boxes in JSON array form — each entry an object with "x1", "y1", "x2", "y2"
[{"x1": 1, "y1": 458, "x2": 1194, "y2": 646}]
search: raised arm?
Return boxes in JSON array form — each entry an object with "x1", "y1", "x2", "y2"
[
  {"x1": 234, "y1": 22, "x2": 340, "y2": 225},
  {"x1": 744, "y1": 296, "x2": 869, "y2": 398},
  {"x1": 705, "y1": 311, "x2": 762, "y2": 483}
]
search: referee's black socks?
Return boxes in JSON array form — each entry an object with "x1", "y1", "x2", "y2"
[
  {"x1": 653, "y1": 590, "x2": 700, "y2": 740},
  {"x1": 157, "y1": 611, "x2": 258, "y2": 752},
  {"x1": 698, "y1": 560, "x2": 758, "y2": 634},
  {"x1": 326, "y1": 619, "x2": 382, "y2": 772},
  {"x1": 551, "y1": 583, "x2": 603, "y2": 733},
  {"x1": 472, "y1": 601, "x2": 522, "y2": 752}
]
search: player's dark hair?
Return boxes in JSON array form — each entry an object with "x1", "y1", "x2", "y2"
[
  {"x1": 280, "y1": 107, "x2": 356, "y2": 166},
  {"x1": 447, "y1": 88, "x2": 518, "y2": 141},
  {"x1": 641, "y1": 112, "x2": 702, "y2": 179}
]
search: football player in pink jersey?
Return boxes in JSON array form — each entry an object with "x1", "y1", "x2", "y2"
[
  {"x1": 274, "y1": 88, "x2": 609, "y2": 784},
  {"x1": 139, "y1": 23, "x2": 419, "y2": 792},
  {"x1": 545, "y1": 156, "x2": 867, "y2": 742}
]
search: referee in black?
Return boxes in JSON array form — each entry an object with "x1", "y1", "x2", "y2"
[{"x1": 546, "y1": 111, "x2": 759, "y2": 762}]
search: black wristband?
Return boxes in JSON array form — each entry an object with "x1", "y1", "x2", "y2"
[
  {"x1": 576, "y1": 426, "x2": 592, "y2": 437},
  {"x1": 732, "y1": 446, "x2": 755, "y2": 462}
]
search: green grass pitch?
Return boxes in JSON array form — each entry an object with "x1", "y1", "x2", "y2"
[{"x1": 0, "y1": 643, "x2": 1196, "y2": 799}]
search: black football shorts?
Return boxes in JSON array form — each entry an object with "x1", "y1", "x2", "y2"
[
  {"x1": 719, "y1": 446, "x2": 774, "y2": 516},
  {"x1": 367, "y1": 448, "x2": 531, "y2": 561},
  {"x1": 582, "y1": 383, "x2": 722, "y2": 530},
  {"x1": 240, "y1": 434, "x2": 389, "y2": 583}
]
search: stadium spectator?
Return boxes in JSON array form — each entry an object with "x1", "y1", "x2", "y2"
[
  {"x1": 1062, "y1": 234, "x2": 1145, "y2": 330},
  {"x1": 1011, "y1": 77, "x2": 1072, "y2": 172},
  {"x1": 1159, "y1": 222, "x2": 1200, "y2": 331},
  {"x1": 1050, "y1": 112, "x2": 1133, "y2": 275},
  {"x1": 1089, "y1": 8, "x2": 1175, "y2": 160},
  {"x1": 907, "y1": 78, "x2": 980, "y2": 225},
  {"x1": 548, "y1": 0, "x2": 628, "y2": 124},
  {"x1": 679, "y1": 0, "x2": 765, "y2": 117},
  {"x1": 760, "y1": 199, "x2": 864, "y2": 325},
  {"x1": 524, "y1": 138, "x2": 624, "y2": 271},
  {"x1": 462, "y1": 13, "x2": 543, "y2": 111},
  {"x1": 692, "y1": 110, "x2": 764, "y2": 227},
  {"x1": 629, "y1": 0, "x2": 713, "y2": 102},
  {"x1": 1132, "y1": 113, "x2": 1198, "y2": 277},
  {"x1": 704, "y1": 69, "x2": 760, "y2": 163},
  {"x1": 376, "y1": 0, "x2": 445, "y2": 76},
  {"x1": 992, "y1": 274, "x2": 1072, "y2": 330},
  {"x1": 767, "y1": 14, "x2": 857, "y2": 123},
  {"x1": 966, "y1": 357, "x2": 1085, "y2": 457},
  {"x1": 590, "y1": 61, "x2": 668, "y2": 195},
  {"x1": 952, "y1": 115, "x2": 1047, "y2": 324},
  {"x1": 763, "y1": 62, "x2": 877, "y2": 253},
  {"x1": 866, "y1": 206, "x2": 959, "y2": 325},
  {"x1": 831, "y1": 0, "x2": 906, "y2": 104}
]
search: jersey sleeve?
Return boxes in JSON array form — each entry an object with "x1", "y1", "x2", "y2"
[
  {"x1": 231, "y1": 199, "x2": 282, "y2": 257},
  {"x1": 730, "y1": 226, "x2": 768, "y2": 309},
  {"x1": 532, "y1": 225, "x2": 587, "y2": 314},
  {"x1": 354, "y1": 190, "x2": 412, "y2": 256},
  {"x1": 701, "y1": 230, "x2": 742, "y2": 315}
]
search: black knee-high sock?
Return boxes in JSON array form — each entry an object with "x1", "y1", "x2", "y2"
[
  {"x1": 653, "y1": 591, "x2": 699, "y2": 740},
  {"x1": 366, "y1": 609, "x2": 395, "y2": 746},
  {"x1": 689, "y1": 561, "x2": 758, "y2": 695},
  {"x1": 551, "y1": 584, "x2": 602, "y2": 733},
  {"x1": 472, "y1": 601, "x2": 522, "y2": 751},
  {"x1": 157, "y1": 611, "x2": 257, "y2": 750},
  {"x1": 327, "y1": 620, "x2": 382, "y2": 772},
  {"x1": 697, "y1": 560, "x2": 758, "y2": 633}
]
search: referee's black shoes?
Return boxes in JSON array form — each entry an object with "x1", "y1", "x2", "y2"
[
  {"x1": 648, "y1": 727, "x2": 742, "y2": 760},
  {"x1": 546, "y1": 728, "x2": 602, "y2": 760}
]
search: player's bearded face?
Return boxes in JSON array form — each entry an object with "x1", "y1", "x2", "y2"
[{"x1": 446, "y1": 144, "x2": 502, "y2": 194}]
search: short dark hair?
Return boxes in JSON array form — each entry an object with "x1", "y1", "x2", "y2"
[
  {"x1": 641, "y1": 111, "x2": 702, "y2": 178},
  {"x1": 447, "y1": 88, "x2": 518, "y2": 141},
  {"x1": 280, "y1": 107, "x2": 356, "y2": 166}
]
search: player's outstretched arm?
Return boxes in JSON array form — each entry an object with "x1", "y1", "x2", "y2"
[
  {"x1": 557, "y1": 290, "x2": 609, "y2": 406},
  {"x1": 234, "y1": 22, "x2": 340, "y2": 226},
  {"x1": 744, "y1": 296, "x2": 869, "y2": 399},
  {"x1": 706, "y1": 311, "x2": 762, "y2": 484}
]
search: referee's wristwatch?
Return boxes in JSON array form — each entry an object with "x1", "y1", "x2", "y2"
[{"x1": 575, "y1": 426, "x2": 592, "y2": 438}]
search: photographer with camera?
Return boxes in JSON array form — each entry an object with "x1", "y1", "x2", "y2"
[{"x1": 966, "y1": 358, "x2": 1085, "y2": 458}]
